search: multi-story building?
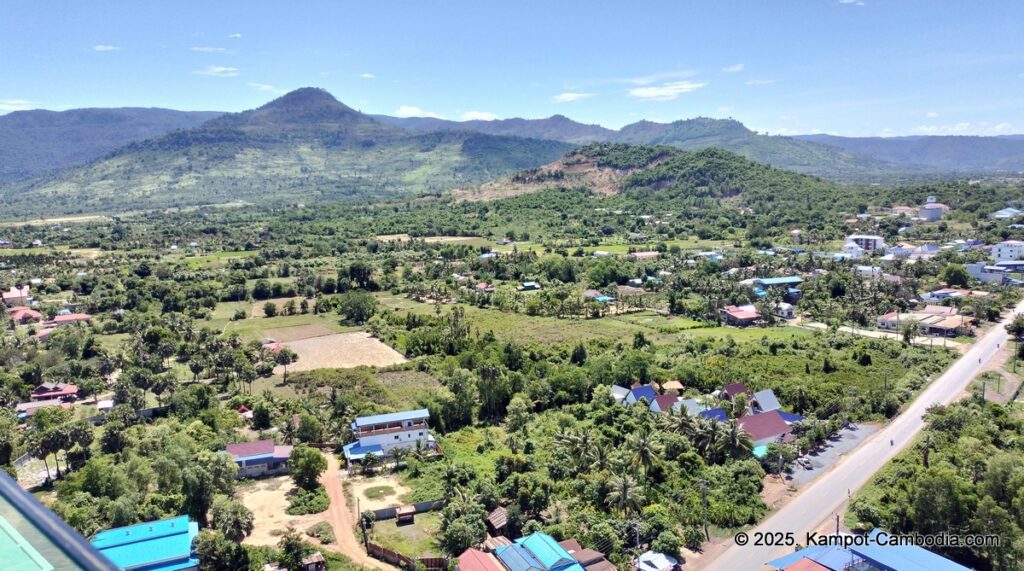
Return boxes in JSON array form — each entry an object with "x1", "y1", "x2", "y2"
[
  {"x1": 845, "y1": 234, "x2": 887, "y2": 252},
  {"x1": 343, "y1": 409, "x2": 436, "y2": 466},
  {"x1": 992, "y1": 240, "x2": 1024, "y2": 262}
]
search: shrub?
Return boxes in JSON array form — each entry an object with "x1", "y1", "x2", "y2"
[
  {"x1": 306, "y1": 521, "x2": 335, "y2": 544},
  {"x1": 287, "y1": 485, "x2": 329, "y2": 515}
]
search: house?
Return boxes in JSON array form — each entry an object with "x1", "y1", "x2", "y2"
[
  {"x1": 845, "y1": 234, "x2": 886, "y2": 252},
  {"x1": 15, "y1": 399, "x2": 71, "y2": 418},
  {"x1": 487, "y1": 506, "x2": 508, "y2": 536},
  {"x1": 772, "y1": 302, "x2": 795, "y2": 319},
  {"x1": 992, "y1": 240, "x2": 1024, "y2": 262},
  {"x1": 719, "y1": 304, "x2": 758, "y2": 326},
  {"x1": 264, "y1": 552, "x2": 328, "y2": 571},
  {"x1": 992, "y1": 207, "x2": 1024, "y2": 220},
  {"x1": 753, "y1": 276, "x2": 804, "y2": 302},
  {"x1": 458, "y1": 548, "x2": 505, "y2": 571},
  {"x1": 737, "y1": 410, "x2": 793, "y2": 447},
  {"x1": 557, "y1": 539, "x2": 615, "y2": 571},
  {"x1": 839, "y1": 242, "x2": 865, "y2": 260},
  {"x1": 609, "y1": 385, "x2": 630, "y2": 404},
  {"x1": 474, "y1": 283, "x2": 496, "y2": 293},
  {"x1": 967, "y1": 262, "x2": 1023, "y2": 285},
  {"x1": 517, "y1": 281, "x2": 542, "y2": 291},
  {"x1": 891, "y1": 205, "x2": 918, "y2": 217},
  {"x1": 30, "y1": 382, "x2": 79, "y2": 402},
  {"x1": 91, "y1": 516, "x2": 200, "y2": 571},
  {"x1": 225, "y1": 439, "x2": 294, "y2": 478},
  {"x1": 342, "y1": 409, "x2": 436, "y2": 465},
  {"x1": 582, "y1": 289, "x2": 601, "y2": 300},
  {"x1": 625, "y1": 385, "x2": 658, "y2": 405},
  {"x1": 696, "y1": 251, "x2": 724, "y2": 262},
  {"x1": 591, "y1": 250, "x2": 612, "y2": 258},
  {"x1": 660, "y1": 380, "x2": 684, "y2": 394},
  {"x1": 236, "y1": 405, "x2": 254, "y2": 420},
  {"x1": 699, "y1": 408, "x2": 729, "y2": 422},
  {"x1": 752, "y1": 389, "x2": 782, "y2": 413},
  {"x1": 395, "y1": 505, "x2": 416, "y2": 524},
  {"x1": 721, "y1": 383, "x2": 750, "y2": 401},
  {"x1": 627, "y1": 278, "x2": 644, "y2": 287},
  {"x1": 918, "y1": 199, "x2": 949, "y2": 221},
  {"x1": 649, "y1": 394, "x2": 679, "y2": 414},
  {"x1": 494, "y1": 532, "x2": 584, "y2": 571},
  {"x1": 885, "y1": 243, "x2": 914, "y2": 258},
  {"x1": 2, "y1": 285, "x2": 30, "y2": 307},
  {"x1": 766, "y1": 529, "x2": 970, "y2": 571},
  {"x1": 8, "y1": 306, "x2": 42, "y2": 324},
  {"x1": 630, "y1": 251, "x2": 659, "y2": 261},
  {"x1": 876, "y1": 308, "x2": 974, "y2": 337},
  {"x1": 637, "y1": 550, "x2": 679, "y2": 571},
  {"x1": 480, "y1": 252, "x2": 499, "y2": 260},
  {"x1": 673, "y1": 398, "x2": 703, "y2": 416},
  {"x1": 855, "y1": 265, "x2": 883, "y2": 279}
]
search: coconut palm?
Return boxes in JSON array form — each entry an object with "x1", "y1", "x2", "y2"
[
  {"x1": 626, "y1": 428, "x2": 662, "y2": 479},
  {"x1": 605, "y1": 473, "x2": 642, "y2": 515},
  {"x1": 720, "y1": 420, "x2": 754, "y2": 459}
]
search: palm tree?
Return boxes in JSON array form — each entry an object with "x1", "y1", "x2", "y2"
[
  {"x1": 626, "y1": 429, "x2": 662, "y2": 480},
  {"x1": 606, "y1": 474, "x2": 642, "y2": 515},
  {"x1": 657, "y1": 406, "x2": 696, "y2": 438},
  {"x1": 588, "y1": 439, "x2": 612, "y2": 473},
  {"x1": 720, "y1": 420, "x2": 754, "y2": 459}
]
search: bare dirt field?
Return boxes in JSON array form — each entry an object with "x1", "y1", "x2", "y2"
[
  {"x1": 264, "y1": 324, "x2": 336, "y2": 342},
  {"x1": 239, "y1": 476, "x2": 328, "y2": 546},
  {"x1": 375, "y1": 234, "x2": 484, "y2": 244},
  {"x1": 349, "y1": 475, "x2": 412, "y2": 511},
  {"x1": 281, "y1": 332, "x2": 407, "y2": 372}
]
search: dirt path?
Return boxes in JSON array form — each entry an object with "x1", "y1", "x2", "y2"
[
  {"x1": 799, "y1": 321, "x2": 964, "y2": 350},
  {"x1": 320, "y1": 454, "x2": 398, "y2": 571}
]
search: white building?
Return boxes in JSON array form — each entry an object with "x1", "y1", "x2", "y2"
[
  {"x1": 918, "y1": 198, "x2": 949, "y2": 222},
  {"x1": 992, "y1": 207, "x2": 1023, "y2": 220},
  {"x1": 343, "y1": 409, "x2": 436, "y2": 465},
  {"x1": 992, "y1": 240, "x2": 1024, "y2": 262},
  {"x1": 966, "y1": 263, "x2": 1020, "y2": 285},
  {"x1": 841, "y1": 242, "x2": 866, "y2": 260},
  {"x1": 845, "y1": 234, "x2": 887, "y2": 252}
]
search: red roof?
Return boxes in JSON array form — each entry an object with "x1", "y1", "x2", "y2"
[
  {"x1": 225, "y1": 439, "x2": 276, "y2": 458},
  {"x1": 50, "y1": 313, "x2": 92, "y2": 324},
  {"x1": 31, "y1": 383, "x2": 78, "y2": 399},
  {"x1": 651, "y1": 395, "x2": 678, "y2": 411},
  {"x1": 723, "y1": 383, "x2": 750, "y2": 397},
  {"x1": 457, "y1": 549, "x2": 503, "y2": 571},
  {"x1": 262, "y1": 342, "x2": 284, "y2": 354},
  {"x1": 9, "y1": 307, "x2": 42, "y2": 321},
  {"x1": 737, "y1": 410, "x2": 791, "y2": 442},
  {"x1": 722, "y1": 305, "x2": 758, "y2": 320}
]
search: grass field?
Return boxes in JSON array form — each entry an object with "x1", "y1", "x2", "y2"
[
  {"x1": 180, "y1": 249, "x2": 260, "y2": 269},
  {"x1": 211, "y1": 312, "x2": 360, "y2": 340},
  {"x1": 371, "y1": 512, "x2": 442, "y2": 557}
]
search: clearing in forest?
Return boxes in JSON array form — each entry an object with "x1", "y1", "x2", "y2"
[{"x1": 282, "y1": 332, "x2": 406, "y2": 371}]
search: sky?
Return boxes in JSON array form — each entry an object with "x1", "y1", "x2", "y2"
[{"x1": 2, "y1": 1, "x2": 1023, "y2": 136}]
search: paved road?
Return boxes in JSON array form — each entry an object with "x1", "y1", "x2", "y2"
[{"x1": 707, "y1": 300, "x2": 1024, "y2": 570}]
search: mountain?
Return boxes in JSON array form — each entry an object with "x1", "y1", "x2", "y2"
[
  {"x1": 0, "y1": 88, "x2": 571, "y2": 215},
  {"x1": 0, "y1": 107, "x2": 223, "y2": 183},
  {"x1": 374, "y1": 114, "x2": 614, "y2": 144},
  {"x1": 375, "y1": 114, "x2": 912, "y2": 181},
  {"x1": 795, "y1": 134, "x2": 1024, "y2": 172}
]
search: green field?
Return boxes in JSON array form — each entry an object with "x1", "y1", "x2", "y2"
[
  {"x1": 212, "y1": 312, "x2": 360, "y2": 340},
  {"x1": 371, "y1": 511, "x2": 442, "y2": 557}
]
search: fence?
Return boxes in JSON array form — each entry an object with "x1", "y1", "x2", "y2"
[
  {"x1": 366, "y1": 542, "x2": 449, "y2": 571},
  {"x1": 369, "y1": 499, "x2": 444, "y2": 522}
]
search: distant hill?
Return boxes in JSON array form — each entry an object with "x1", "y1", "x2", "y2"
[
  {"x1": 0, "y1": 88, "x2": 571, "y2": 215},
  {"x1": 795, "y1": 134, "x2": 1024, "y2": 172},
  {"x1": 377, "y1": 114, "x2": 914, "y2": 181},
  {"x1": 0, "y1": 107, "x2": 223, "y2": 183}
]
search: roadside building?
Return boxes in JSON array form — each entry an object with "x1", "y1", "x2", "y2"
[
  {"x1": 992, "y1": 240, "x2": 1024, "y2": 262},
  {"x1": 918, "y1": 198, "x2": 949, "y2": 221},
  {"x1": 91, "y1": 516, "x2": 200, "y2": 571},
  {"x1": 737, "y1": 410, "x2": 793, "y2": 447},
  {"x1": 30, "y1": 382, "x2": 79, "y2": 402},
  {"x1": 225, "y1": 439, "x2": 294, "y2": 478}
]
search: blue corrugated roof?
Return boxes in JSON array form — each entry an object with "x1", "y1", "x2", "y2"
[
  {"x1": 757, "y1": 276, "x2": 804, "y2": 286},
  {"x1": 495, "y1": 544, "x2": 545, "y2": 571},
  {"x1": 765, "y1": 545, "x2": 841, "y2": 569},
  {"x1": 91, "y1": 516, "x2": 198, "y2": 571},
  {"x1": 852, "y1": 529, "x2": 971, "y2": 571},
  {"x1": 342, "y1": 442, "x2": 383, "y2": 460},
  {"x1": 352, "y1": 409, "x2": 429, "y2": 428},
  {"x1": 629, "y1": 386, "x2": 657, "y2": 403},
  {"x1": 778, "y1": 411, "x2": 806, "y2": 424},
  {"x1": 518, "y1": 532, "x2": 582, "y2": 571},
  {"x1": 699, "y1": 408, "x2": 728, "y2": 422}
]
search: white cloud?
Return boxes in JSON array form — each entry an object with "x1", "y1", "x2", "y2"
[
  {"x1": 722, "y1": 63, "x2": 744, "y2": 73},
  {"x1": 394, "y1": 105, "x2": 444, "y2": 119},
  {"x1": 912, "y1": 121, "x2": 1015, "y2": 136},
  {"x1": 359, "y1": 73, "x2": 376, "y2": 79},
  {"x1": 227, "y1": 33, "x2": 242, "y2": 39},
  {"x1": 0, "y1": 99, "x2": 35, "y2": 113},
  {"x1": 248, "y1": 83, "x2": 285, "y2": 94},
  {"x1": 746, "y1": 79, "x2": 775, "y2": 85},
  {"x1": 552, "y1": 92, "x2": 594, "y2": 103},
  {"x1": 838, "y1": 0, "x2": 865, "y2": 5},
  {"x1": 627, "y1": 80, "x2": 707, "y2": 101},
  {"x1": 925, "y1": 111, "x2": 939, "y2": 118},
  {"x1": 624, "y1": 70, "x2": 696, "y2": 85},
  {"x1": 461, "y1": 111, "x2": 498, "y2": 121},
  {"x1": 92, "y1": 45, "x2": 120, "y2": 52},
  {"x1": 193, "y1": 65, "x2": 240, "y2": 77},
  {"x1": 190, "y1": 46, "x2": 229, "y2": 53}
]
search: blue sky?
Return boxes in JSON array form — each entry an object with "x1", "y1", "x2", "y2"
[{"x1": 2, "y1": 1, "x2": 1023, "y2": 136}]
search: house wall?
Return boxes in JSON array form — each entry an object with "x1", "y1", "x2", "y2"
[
  {"x1": 357, "y1": 428, "x2": 432, "y2": 454},
  {"x1": 237, "y1": 460, "x2": 289, "y2": 478},
  {"x1": 993, "y1": 243, "x2": 1024, "y2": 262}
]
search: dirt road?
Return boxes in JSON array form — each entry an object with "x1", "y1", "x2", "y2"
[{"x1": 320, "y1": 454, "x2": 398, "y2": 571}]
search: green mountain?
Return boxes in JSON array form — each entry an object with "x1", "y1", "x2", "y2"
[
  {"x1": 0, "y1": 107, "x2": 223, "y2": 183},
  {"x1": 1, "y1": 88, "x2": 571, "y2": 215},
  {"x1": 374, "y1": 113, "x2": 613, "y2": 144},
  {"x1": 796, "y1": 133, "x2": 1024, "y2": 172}
]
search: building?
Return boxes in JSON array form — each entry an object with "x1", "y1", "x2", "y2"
[
  {"x1": 556, "y1": 539, "x2": 615, "y2": 571},
  {"x1": 918, "y1": 199, "x2": 949, "y2": 221},
  {"x1": 752, "y1": 389, "x2": 782, "y2": 413},
  {"x1": 474, "y1": 283, "x2": 496, "y2": 293},
  {"x1": 343, "y1": 409, "x2": 436, "y2": 465},
  {"x1": 772, "y1": 302, "x2": 795, "y2": 319},
  {"x1": 992, "y1": 207, "x2": 1024, "y2": 220},
  {"x1": 225, "y1": 439, "x2": 294, "y2": 478},
  {"x1": 458, "y1": 548, "x2": 505, "y2": 571},
  {"x1": 649, "y1": 394, "x2": 680, "y2": 414},
  {"x1": 721, "y1": 383, "x2": 751, "y2": 402},
  {"x1": 845, "y1": 235, "x2": 887, "y2": 252},
  {"x1": 838, "y1": 242, "x2": 865, "y2": 260},
  {"x1": 719, "y1": 304, "x2": 759, "y2": 326},
  {"x1": 8, "y1": 306, "x2": 43, "y2": 324},
  {"x1": 30, "y1": 382, "x2": 79, "y2": 402},
  {"x1": 876, "y1": 308, "x2": 974, "y2": 337},
  {"x1": 625, "y1": 384, "x2": 658, "y2": 405},
  {"x1": 629, "y1": 251, "x2": 659, "y2": 261},
  {"x1": 46, "y1": 313, "x2": 93, "y2": 327},
  {"x1": 967, "y1": 262, "x2": 1024, "y2": 285},
  {"x1": 2, "y1": 285, "x2": 30, "y2": 307},
  {"x1": 673, "y1": 398, "x2": 703, "y2": 416},
  {"x1": 992, "y1": 240, "x2": 1024, "y2": 262},
  {"x1": 517, "y1": 281, "x2": 542, "y2": 291},
  {"x1": 637, "y1": 550, "x2": 679, "y2": 571},
  {"x1": 753, "y1": 276, "x2": 804, "y2": 302},
  {"x1": 264, "y1": 552, "x2": 327, "y2": 571},
  {"x1": 737, "y1": 410, "x2": 793, "y2": 447},
  {"x1": 766, "y1": 529, "x2": 970, "y2": 570},
  {"x1": 609, "y1": 385, "x2": 630, "y2": 404},
  {"x1": 91, "y1": 516, "x2": 200, "y2": 571},
  {"x1": 494, "y1": 532, "x2": 584, "y2": 571},
  {"x1": 855, "y1": 265, "x2": 883, "y2": 280}
]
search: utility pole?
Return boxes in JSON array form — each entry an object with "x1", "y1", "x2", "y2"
[{"x1": 701, "y1": 479, "x2": 710, "y2": 541}]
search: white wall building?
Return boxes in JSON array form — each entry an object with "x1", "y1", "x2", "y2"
[
  {"x1": 343, "y1": 409, "x2": 436, "y2": 465},
  {"x1": 992, "y1": 240, "x2": 1024, "y2": 262},
  {"x1": 845, "y1": 234, "x2": 887, "y2": 251}
]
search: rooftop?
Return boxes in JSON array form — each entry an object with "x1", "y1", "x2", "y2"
[
  {"x1": 91, "y1": 516, "x2": 199, "y2": 571},
  {"x1": 352, "y1": 408, "x2": 430, "y2": 428}
]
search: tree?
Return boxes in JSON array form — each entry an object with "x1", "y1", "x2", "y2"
[
  {"x1": 211, "y1": 495, "x2": 254, "y2": 542},
  {"x1": 939, "y1": 264, "x2": 970, "y2": 287},
  {"x1": 606, "y1": 474, "x2": 642, "y2": 515},
  {"x1": 275, "y1": 348, "x2": 298, "y2": 383},
  {"x1": 296, "y1": 413, "x2": 324, "y2": 444},
  {"x1": 263, "y1": 302, "x2": 278, "y2": 318},
  {"x1": 338, "y1": 291, "x2": 378, "y2": 324},
  {"x1": 290, "y1": 445, "x2": 327, "y2": 490},
  {"x1": 277, "y1": 527, "x2": 308, "y2": 571},
  {"x1": 194, "y1": 530, "x2": 250, "y2": 571},
  {"x1": 652, "y1": 530, "x2": 682, "y2": 557},
  {"x1": 901, "y1": 318, "x2": 919, "y2": 345}
]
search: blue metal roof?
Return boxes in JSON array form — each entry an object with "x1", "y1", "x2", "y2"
[
  {"x1": 778, "y1": 411, "x2": 806, "y2": 424},
  {"x1": 495, "y1": 544, "x2": 545, "y2": 571},
  {"x1": 91, "y1": 516, "x2": 198, "y2": 571},
  {"x1": 629, "y1": 386, "x2": 657, "y2": 403},
  {"x1": 352, "y1": 409, "x2": 429, "y2": 428},
  {"x1": 852, "y1": 529, "x2": 971, "y2": 571},
  {"x1": 699, "y1": 408, "x2": 729, "y2": 422},
  {"x1": 517, "y1": 532, "x2": 582, "y2": 571},
  {"x1": 766, "y1": 546, "x2": 847, "y2": 569},
  {"x1": 342, "y1": 442, "x2": 384, "y2": 460}
]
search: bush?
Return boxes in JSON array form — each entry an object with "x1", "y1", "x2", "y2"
[
  {"x1": 287, "y1": 485, "x2": 330, "y2": 515},
  {"x1": 306, "y1": 521, "x2": 335, "y2": 544}
]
